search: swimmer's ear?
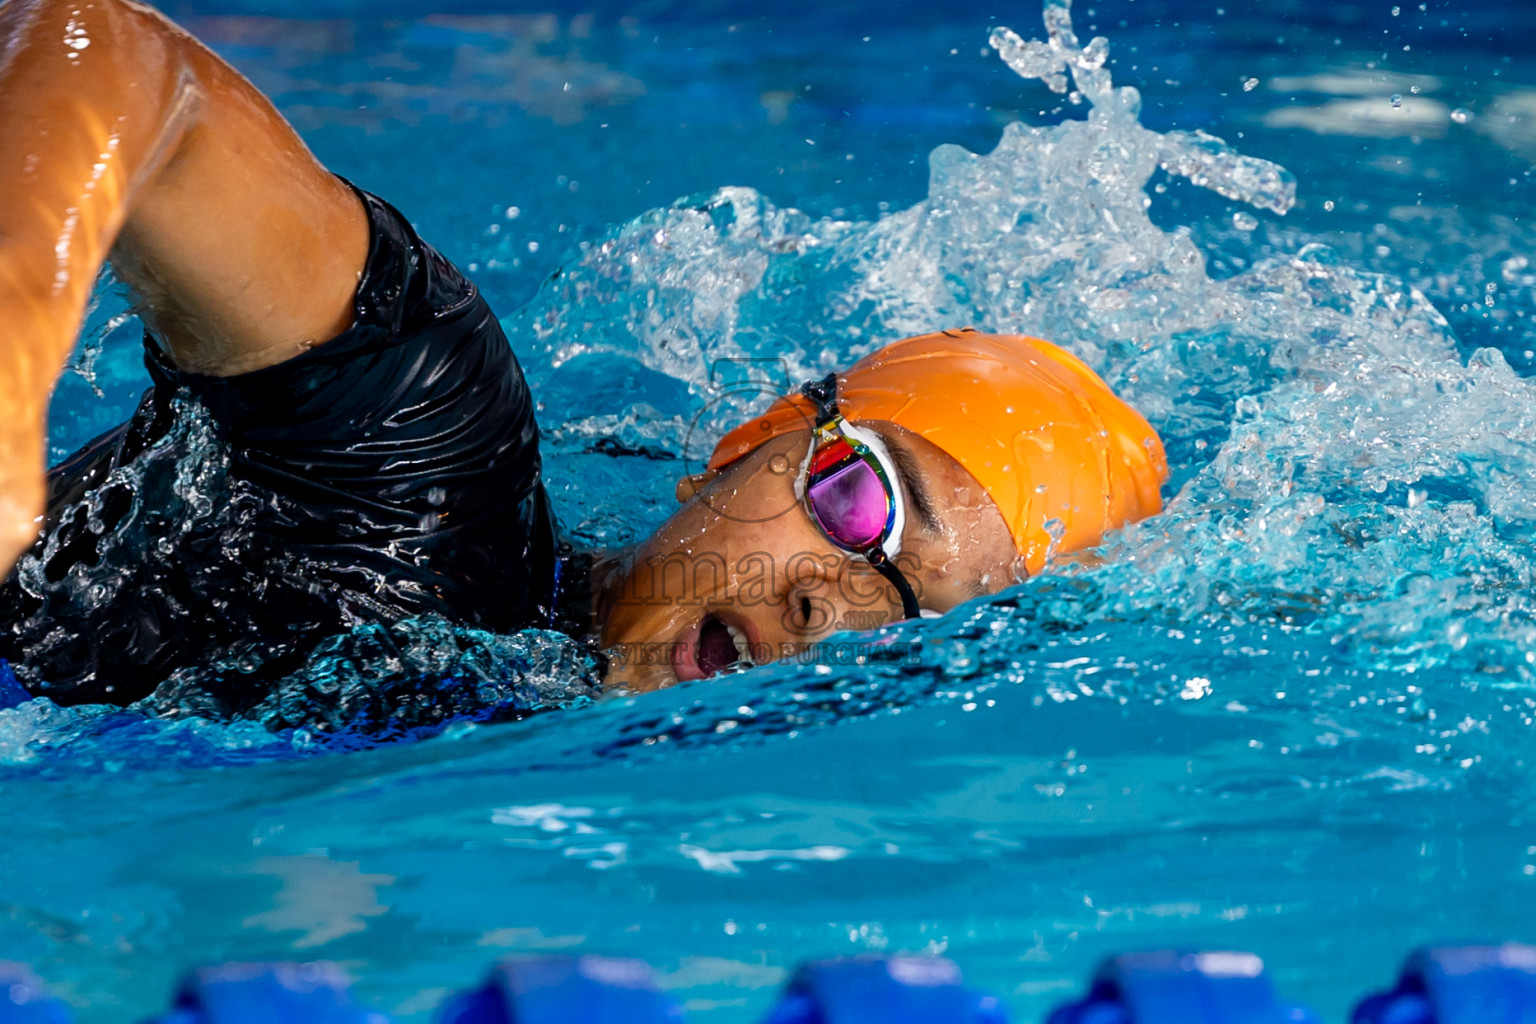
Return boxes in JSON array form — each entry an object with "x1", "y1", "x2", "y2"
[{"x1": 675, "y1": 471, "x2": 716, "y2": 503}]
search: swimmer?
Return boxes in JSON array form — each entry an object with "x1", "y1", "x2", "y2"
[{"x1": 0, "y1": 0, "x2": 1168, "y2": 710}]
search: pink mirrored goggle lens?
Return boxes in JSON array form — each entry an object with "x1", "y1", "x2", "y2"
[{"x1": 807, "y1": 458, "x2": 890, "y2": 551}]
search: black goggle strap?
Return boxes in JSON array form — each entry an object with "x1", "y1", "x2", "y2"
[
  {"x1": 865, "y1": 547, "x2": 923, "y2": 620},
  {"x1": 801, "y1": 372, "x2": 841, "y2": 427}
]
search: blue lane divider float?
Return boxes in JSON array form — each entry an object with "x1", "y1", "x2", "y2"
[
  {"x1": 144, "y1": 962, "x2": 388, "y2": 1024},
  {"x1": 761, "y1": 955, "x2": 1008, "y2": 1024},
  {"x1": 0, "y1": 963, "x2": 73, "y2": 1024},
  {"x1": 8, "y1": 945, "x2": 1536, "y2": 1023},
  {"x1": 1046, "y1": 950, "x2": 1318, "y2": 1024},
  {"x1": 437, "y1": 955, "x2": 683, "y2": 1024},
  {"x1": 1352, "y1": 944, "x2": 1536, "y2": 1024}
]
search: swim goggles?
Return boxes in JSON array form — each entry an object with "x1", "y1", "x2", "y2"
[{"x1": 796, "y1": 373, "x2": 923, "y2": 620}]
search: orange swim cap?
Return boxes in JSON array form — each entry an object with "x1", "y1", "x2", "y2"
[{"x1": 708, "y1": 328, "x2": 1168, "y2": 575}]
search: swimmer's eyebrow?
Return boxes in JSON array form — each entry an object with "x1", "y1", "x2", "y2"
[{"x1": 874, "y1": 428, "x2": 941, "y2": 535}]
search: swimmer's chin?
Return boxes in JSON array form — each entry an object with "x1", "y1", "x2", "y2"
[
  {"x1": 598, "y1": 637, "x2": 682, "y2": 695},
  {"x1": 601, "y1": 662, "x2": 678, "y2": 696}
]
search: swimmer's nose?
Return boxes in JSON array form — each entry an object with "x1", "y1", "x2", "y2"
[{"x1": 782, "y1": 583, "x2": 836, "y2": 637}]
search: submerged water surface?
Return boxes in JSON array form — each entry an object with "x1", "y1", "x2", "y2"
[{"x1": 8, "y1": 0, "x2": 1536, "y2": 1020}]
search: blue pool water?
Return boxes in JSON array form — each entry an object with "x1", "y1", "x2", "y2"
[{"x1": 9, "y1": 0, "x2": 1536, "y2": 1019}]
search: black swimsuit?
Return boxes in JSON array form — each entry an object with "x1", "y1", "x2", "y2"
[{"x1": 0, "y1": 187, "x2": 566, "y2": 716}]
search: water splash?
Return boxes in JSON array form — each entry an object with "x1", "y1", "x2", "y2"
[
  {"x1": 989, "y1": 1, "x2": 1294, "y2": 214},
  {"x1": 516, "y1": 0, "x2": 1293, "y2": 426},
  {"x1": 506, "y1": 0, "x2": 1536, "y2": 774},
  {"x1": 2, "y1": 394, "x2": 604, "y2": 758},
  {"x1": 8, "y1": 0, "x2": 1532, "y2": 778},
  {"x1": 142, "y1": 616, "x2": 602, "y2": 741},
  {"x1": 65, "y1": 270, "x2": 136, "y2": 400}
]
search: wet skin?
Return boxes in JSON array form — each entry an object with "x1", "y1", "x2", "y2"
[{"x1": 597, "y1": 422, "x2": 1021, "y2": 693}]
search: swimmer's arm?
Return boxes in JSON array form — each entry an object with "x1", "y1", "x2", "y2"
[{"x1": 0, "y1": 0, "x2": 368, "y2": 575}]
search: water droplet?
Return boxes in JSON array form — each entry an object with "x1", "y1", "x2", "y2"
[
  {"x1": 1180, "y1": 676, "x2": 1213, "y2": 700},
  {"x1": 942, "y1": 641, "x2": 979, "y2": 679},
  {"x1": 1451, "y1": 107, "x2": 1473, "y2": 124},
  {"x1": 1391, "y1": 5, "x2": 1401, "y2": 14},
  {"x1": 1390, "y1": 93, "x2": 1403, "y2": 109},
  {"x1": 1323, "y1": 199, "x2": 1336, "y2": 211},
  {"x1": 426, "y1": 486, "x2": 447, "y2": 507},
  {"x1": 1081, "y1": 36, "x2": 1109, "y2": 69},
  {"x1": 1410, "y1": 84, "x2": 1421, "y2": 94},
  {"x1": 1233, "y1": 211, "x2": 1259, "y2": 231},
  {"x1": 1242, "y1": 76, "x2": 1260, "y2": 92}
]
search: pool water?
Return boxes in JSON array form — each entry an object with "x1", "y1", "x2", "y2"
[{"x1": 8, "y1": 0, "x2": 1536, "y2": 1019}]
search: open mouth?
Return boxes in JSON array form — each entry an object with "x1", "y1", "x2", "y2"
[{"x1": 695, "y1": 613, "x2": 752, "y2": 678}]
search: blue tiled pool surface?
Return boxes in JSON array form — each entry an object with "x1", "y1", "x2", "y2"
[{"x1": 9, "y1": 0, "x2": 1536, "y2": 1020}]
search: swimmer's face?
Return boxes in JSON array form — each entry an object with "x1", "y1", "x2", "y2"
[{"x1": 597, "y1": 423, "x2": 1020, "y2": 693}]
